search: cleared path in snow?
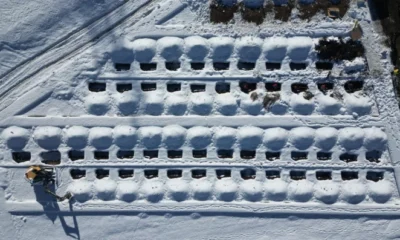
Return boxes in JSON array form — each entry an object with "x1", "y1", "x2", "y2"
[{"x1": 0, "y1": 115, "x2": 385, "y2": 128}]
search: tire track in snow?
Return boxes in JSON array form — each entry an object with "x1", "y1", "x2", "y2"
[
  {"x1": 0, "y1": 162, "x2": 393, "y2": 170},
  {"x1": 0, "y1": 0, "x2": 158, "y2": 103},
  {"x1": 0, "y1": 1, "x2": 128, "y2": 80},
  {"x1": 155, "y1": 2, "x2": 188, "y2": 25},
  {"x1": 7, "y1": 201, "x2": 400, "y2": 216}
]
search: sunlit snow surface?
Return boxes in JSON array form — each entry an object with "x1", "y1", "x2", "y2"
[{"x1": 1, "y1": 0, "x2": 400, "y2": 239}]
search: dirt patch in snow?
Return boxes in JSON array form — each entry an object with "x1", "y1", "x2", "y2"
[
  {"x1": 297, "y1": 0, "x2": 350, "y2": 20},
  {"x1": 315, "y1": 38, "x2": 365, "y2": 61},
  {"x1": 210, "y1": 0, "x2": 238, "y2": 23},
  {"x1": 240, "y1": 4, "x2": 267, "y2": 24},
  {"x1": 210, "y1": 0, "x2": 295, "y2": 24},
  {"x1": 265, "y1": 1, "x2": 295, "y2": 22},
  {"x1": 209, "y1": 0, "x2": 351, "y2": 24}
]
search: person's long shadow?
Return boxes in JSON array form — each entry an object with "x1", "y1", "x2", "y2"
[{"x1": 33, "y1": 185, "x2": 80, "y2": 239}]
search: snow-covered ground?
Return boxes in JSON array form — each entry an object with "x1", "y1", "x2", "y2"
[
  {"x1": 0, "y1": 0, "x2": 126, "y2": 77},
  {"x1": 1, "y1": 0, "x2": 400, "y2": 239}
]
